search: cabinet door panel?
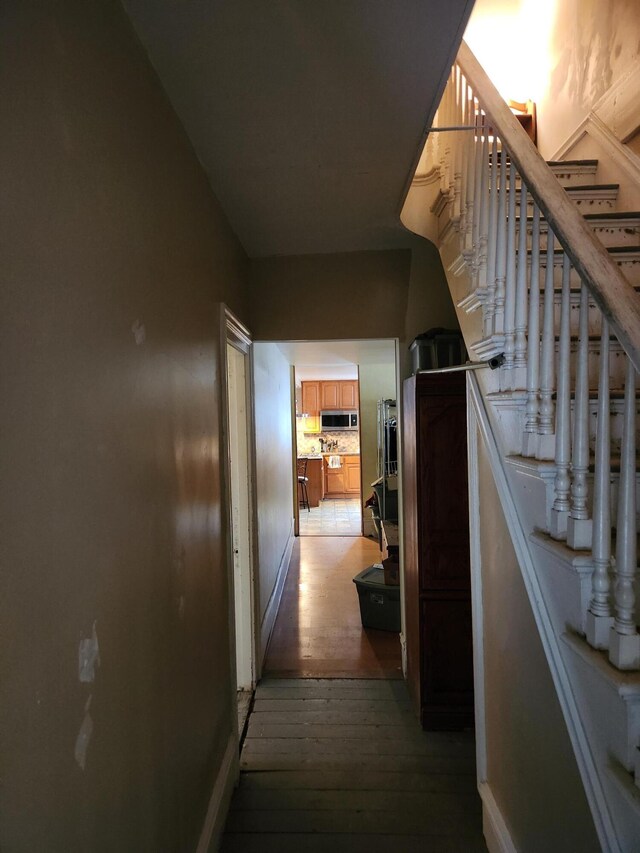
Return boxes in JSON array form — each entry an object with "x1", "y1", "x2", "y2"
[
  {"x1": 302, "y1": 381, "x2": 320, "y2": 417},
  {"x1": 420, "y1": 596, "x2": 474, "y2": 729},
  {"x1": 321, "y1": 382, "x2": 339, "y2": 410},
  {"x1": 345, "y1": 461, "x2": 361, "y2": 492},
  {"x1": 339, "y1": 381, "x2": 357, "y2": 409},
  {"x1": 417, "y1": 394, "x2": 470, "y2": 591}
]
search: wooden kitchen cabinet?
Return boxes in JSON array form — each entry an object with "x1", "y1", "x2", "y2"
[
  {"x1": 301, "y1": 381, "x2": 321, "y2": 416},
  {"x1": 324, "y1": 459, "x2": 345, "y2": 495},
  {"x1": 323, "y1": 454, "x2": 360, "y2": 497},
  {"x1": 320, "y1": 381, "x2": 340, "y2": 410},
  {"x1": 402, "y1": 371, "x2": 473, "y2": 731},
  {"x1": 344, "y1": 455, "x2": 361, "y2": 493},
  {"x1": 314, "y1": 380, "x2": 359, "y2": 411},
  {"x1": 340, "y1": 381, "x2": 359, "y2": 410},
  {"x1": 304, "y1": 457, "x2": 323, "y2": 507}
]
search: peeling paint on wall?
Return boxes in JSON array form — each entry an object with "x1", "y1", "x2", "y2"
[
  {"x1": 78, "y1": 621, "x2": 100, "y2": 683},
  {"x1": 131, "y1": 319, "x2": 146, "y2": 345},
  {"x1": 74, "y1": 695, "x2": 93, "y2": 771}
]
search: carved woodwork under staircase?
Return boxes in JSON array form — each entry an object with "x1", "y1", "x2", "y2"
[{"x1": 403, "y1": 41, "x2": 640, "y2": 852}]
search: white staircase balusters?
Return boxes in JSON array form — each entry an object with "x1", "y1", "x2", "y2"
[
  {"x1": 523, "y1": 204, "x2": 541, "y2": 456},
  {"x1": 452, "y1": 66, "x2": 462, "y2": 222},
  {"x1": 550, "y1": 253, "x2": 572, "y2": 539},
  {"x1": 566, "y1": 283, "x2": 593, "y2": 549},
  {"x1": 476, "y1": 121, "x2": 490, "y2": 297},
  {"x1": 484, "y1": 136, "x2": 499, "y2": 336},
  {"x1": 493, "y1": 146, "x2": 508, "y2": 336},
  {"x1": 514, "y1": 180, "x2": 528, "y2": 376},
  {"x1": 469, "y1": 107, "x2": 484, "y2": 282},
  {"x1": 503, "y1": 162, "x2": 517, "y2": 377},
  {"x1": 463, "y1": 83, "x2": 475, "y2": 255},
  {"x1": 609, "y1": 357, "x2": 640, "y2": 670},
  {"x1": 537, "y1": 228, "x2": 556, "y2": 459},
  {"x1": 586, "y1": 317, "x2": 613, "y2": 649}
]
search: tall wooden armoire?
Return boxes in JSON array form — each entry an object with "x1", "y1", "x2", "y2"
[{"x1": 402, "y1": 371, "x2": 474, "y2": 730}]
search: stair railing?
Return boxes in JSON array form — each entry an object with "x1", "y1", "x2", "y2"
[{"x1": 429, "y1": 42, "x2": 640, "y2": 670}]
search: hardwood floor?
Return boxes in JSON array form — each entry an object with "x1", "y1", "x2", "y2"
[
  {"x1": 221, "y1": 678, "x2": 486, "y2": 852},
  {"x1": 264, "y1": 536, "x2": 402, "y2": 679}
]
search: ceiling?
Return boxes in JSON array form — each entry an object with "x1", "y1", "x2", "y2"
[
  {"x1": 123, "y1": 0, "x2": 474, "y2": 257},
  {"x1": 274, "y1": 339, "x2": 396, "y2": 379}
]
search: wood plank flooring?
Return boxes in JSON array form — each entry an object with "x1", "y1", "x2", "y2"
[
  {"x1": 264, "y1": 537, "x2": 402, "y2": 679},
  {"x1": 221, "y1": 678, "x2": 486, "y2": 852}
]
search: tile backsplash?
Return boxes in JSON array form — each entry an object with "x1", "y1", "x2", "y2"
[{"x1": 296, "y1": 426, "x2": 360, "y2": 455}]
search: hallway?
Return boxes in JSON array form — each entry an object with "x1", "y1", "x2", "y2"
[
  {"x1": 264, "y1": 536, "x2": 401, "y2": 679},
  {"x1": 222, "y1": 536, "x2": 485, "y2": 850},
  {"x1": 221, "y1": 677, "x2": 485, "y2": 851}
]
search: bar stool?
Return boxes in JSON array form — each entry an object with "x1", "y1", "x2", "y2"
[{"x1": 297, "y1": 458, "x2": 310, "y2": 512}]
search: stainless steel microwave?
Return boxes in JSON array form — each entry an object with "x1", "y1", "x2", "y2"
[{"x1": 320, "y1": 410, "x2": 358, "y2": 431}]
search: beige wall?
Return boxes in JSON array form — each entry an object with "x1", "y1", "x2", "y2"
[
  {"x1": 1, "y1": 2, "x2": 248, "y2": 850},
  {"x1": 252, "y1": 343, "x2": 295, "y2": 651},
  {"x1": 539, "y1": 0, "x2": 640, "y2": 157},
  {"x1": 477, "y1": 439, "x2": 600, "y2": 852},
  {"x1": 402, "y1": 238, "x2": 460, "y2": 378},
  {"x1": 249, "y1": 250, "x2": 411, "y2": 341},
  {"x1": 466, "y1": 0, "x2": 640, "y2": 158}
]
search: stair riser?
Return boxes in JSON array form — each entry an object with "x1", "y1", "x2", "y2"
[
  {"x1": 523, "y1": 254, "x2": 640, "y2": 287},
  {"x1": 539, "y1": 293, "x2": 640, "y2": 336},
  {"x1": 527, "y1": 221, "x2": 640, "y2": 250},
  {"x1": 506, "y1": 163, "x2": 599, "y2": 188}
]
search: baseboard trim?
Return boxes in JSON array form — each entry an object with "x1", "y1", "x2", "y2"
[
  {"x1": 479, "y1": 783, "x2": 517, "y2": 853},
  {"x1": 196, "y1": 733, "x2": 239, "y2": 853},
  {"x1": 260, "y1": 520, "x2": 294, "y2": 663}
]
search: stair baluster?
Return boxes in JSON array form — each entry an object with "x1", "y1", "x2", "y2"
[
  {"x1": 538, "y1": 228, "x2": 556, "y2": 459},
  {"x1": 523, "y1": 204, "x2": 541, "y2": 456},
  {"x1": 476, "y1": 120, "x2": 490, "y2": 296},
  {"x1": 609, "y1": 358, "x2": 640, "y2": 669},
  {"x1": 567, "y1": 283, "x2": 592, "y2": 549},
  {"x1": 550, "y1": 253, "x2": 572, "y2": 539},
  {"x1": 493, "y1": 145, "x2": 508, "y2": 336},
  {"x1": 463, "y1": 83, "x2": 475, "y2": 255},
  {"x1": 503, "y1": 162, "x2": 517, "y2": 376},
  {"x1": 484, "y1": 136, "x2": 499, "y2": 336},
  {"x1": 452, "y1": 67, "x2": 462, "y2": 222},
  {"x1": 586, "y1": 317, "x2": 613, "y2": 648},
  {"x1": 513, "y1": 180, "x2": 528, "y2": 376}
]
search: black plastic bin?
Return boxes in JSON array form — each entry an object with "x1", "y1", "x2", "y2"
[{"x1": 352, "y1": 564, "x2": 401, "y2": 632}]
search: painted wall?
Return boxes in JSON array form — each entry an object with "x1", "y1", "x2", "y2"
[
  {"x1": 248, "y1": 250, "x2": 411, "y2": 341},
  {"x1": 359, "y1": 362, "x2": 398, "y2": 535},
  {"x1": 477, "y1": 439, "x2": 600, "y2": 852},
  {"x1": 465, "y1": 0, "x2": 640, "y2": 157},
  {"x1": 252, "y1": 343, "x2": 295, "y2": 653},
  {"x1": 1, "y1": 2, "x2": 248, "y2": 850},
  {"x1": 402, "y1": 238, "x2": 460, "y2": 379}
]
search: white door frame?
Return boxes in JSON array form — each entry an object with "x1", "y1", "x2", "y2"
[{"x1": 220, "y1": 306, "x2": 259, "y2": 696}]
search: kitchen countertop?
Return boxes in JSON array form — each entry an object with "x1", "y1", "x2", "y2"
[{"x1": 299, "y1": 452, "x2": 360, "y2": 458}]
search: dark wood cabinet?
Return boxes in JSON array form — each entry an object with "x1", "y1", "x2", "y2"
[{"x1": 403, "y1": 371, "x2": 473, "y2": 730}]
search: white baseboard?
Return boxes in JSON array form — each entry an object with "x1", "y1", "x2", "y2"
[
  {"x1": 196, "y1": 733, "x2": 239, "y2": 853},
  {"x1": 260, "y1": 520, "x2": 294, "y2": 663},
  {"x1": 479, "y1": 782, "x2": 517, "y2": 853}
]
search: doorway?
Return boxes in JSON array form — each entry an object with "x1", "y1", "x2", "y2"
[
  {"x1": 223, "y1": 309, "x2": 256, "y2": 733},
  {"x1": 295, "y1": 368, "x2": 362, "y2": 537}
]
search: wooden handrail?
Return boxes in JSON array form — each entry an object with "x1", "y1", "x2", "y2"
[{"x1": 457, "y1": 41, "x2": 640, "y2": 373}]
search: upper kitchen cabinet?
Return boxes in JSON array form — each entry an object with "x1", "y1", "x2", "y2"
[
  {"x1": 340, "y1": 380, "x2": 359, "y2": 410},
  {"x1": 301, "y1": 381, "x2": 321, "y2": 416},
  {"x1": 320, "y1": 381, "x2": 339, "y2": 410},
  {"x1": 320, "y1": 380, "x2": 358, "y2": 411}
]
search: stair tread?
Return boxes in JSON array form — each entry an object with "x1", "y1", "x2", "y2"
[{"x1": 520, "y1": 211, "x2": 640, "y2": 223}]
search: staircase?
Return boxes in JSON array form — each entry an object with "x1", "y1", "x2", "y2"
[{"x1": 402, "y1": 42, "x2": 640, "y2": 852}]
